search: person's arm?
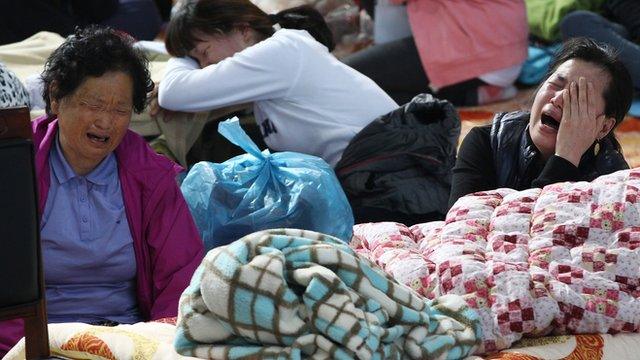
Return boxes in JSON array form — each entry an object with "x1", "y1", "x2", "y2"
[
  {"x1": 448, "y1": 126, "x2": 497, "y2": 209},
  {"x1": 531, "y1": 155, "x2": 581, "y2": 188},
  {"x1": 158, "y1": 35, "x2": 302, "y2": 112},
  {"x1": 603, "y1": 0, "x2": 640, "y2": 41},
  {"x1": 146, "y1": 175, "x2": 204, "y2": 319}
]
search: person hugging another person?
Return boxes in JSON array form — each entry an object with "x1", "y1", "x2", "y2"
[
  {"x1": 449, "y1": 38, "x2": 633, "y2": 208},
  {"x1": 155, "y1": 0, "x2": 398, "y2": 167},
  {"x1": 0, "y1": 26, "x2": 204, "y2": 355}
]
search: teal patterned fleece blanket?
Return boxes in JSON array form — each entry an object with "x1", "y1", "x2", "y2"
[{"x1": 174, "y1": 229, "x2": 481, "y2": 359}]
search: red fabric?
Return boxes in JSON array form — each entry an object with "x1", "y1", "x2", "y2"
[{"x1": 405, "y1": 0, "x2": 528, "y2": 88}]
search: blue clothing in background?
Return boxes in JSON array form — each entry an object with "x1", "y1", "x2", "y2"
[{"x1": 40, "y1": 136, "x2": 141, "y2": 324}]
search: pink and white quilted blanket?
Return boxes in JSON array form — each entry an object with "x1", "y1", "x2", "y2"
[{"x1": 351, "y1": 168, "x2": 640, "y2": 354}]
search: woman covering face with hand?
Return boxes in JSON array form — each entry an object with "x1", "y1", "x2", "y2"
[{"x1": 449, "y1": 38, "x2": 633, "y2": 208}]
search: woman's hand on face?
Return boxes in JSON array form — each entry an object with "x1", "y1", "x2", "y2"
[{"x1": 554, "y1": 77, "x2": 605, "y2": 167}]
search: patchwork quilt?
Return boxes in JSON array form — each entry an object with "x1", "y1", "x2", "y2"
[
  {"x1": 352, "y1": 168, "x2": 640, "y2": 354},
  {"x1": 174, "y1": 229, "x2": 481, "y2": 359}
]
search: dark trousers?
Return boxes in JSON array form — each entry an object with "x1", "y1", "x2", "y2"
[
  {"x1": 0, "y1": 0, "x2": 76, "y2": 45},
  {"x1": 0, "y1": 0, "x2": 162, "y2": 45},
  {"x1": 343, "y1": 36, "x2": 484, "y2": 106},
  {"x1": 561, "y1": 10, "x2": 640, "y2": 90},
  {"x1": 100, "y1": 0, "x2": 162, "y2": 41}
]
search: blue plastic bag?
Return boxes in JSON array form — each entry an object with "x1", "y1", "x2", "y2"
[
  {"x1": 181, "y1": 118, "x2": 354, "y2": 250},
  {"x1": 518, "y1": 43, "x2": 562, "y2": 85}
]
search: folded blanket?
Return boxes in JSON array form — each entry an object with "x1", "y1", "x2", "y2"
[
  {"x1": 175, "y1": 229, "x2": 481, "y2": 359},
  {"x1": 352, "y1": 168, "x2": 640, "y2": 354}
]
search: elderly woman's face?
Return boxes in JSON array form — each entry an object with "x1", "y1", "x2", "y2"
[
  {"x1": 51, "y1": 71, "x2": 133, "y2": 174},
  {"x1": 529, "y1": 59, "x2": 610, "y2": 158}
]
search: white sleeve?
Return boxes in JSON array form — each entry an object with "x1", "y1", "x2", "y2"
[{"x1": 158, "y1": 36, "x2": 302, "y2": 112}]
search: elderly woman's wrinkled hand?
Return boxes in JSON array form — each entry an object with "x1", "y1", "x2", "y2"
[
  {"x1": 148, "y1": 83, "x2": 178, "y2": 122},
  {"x1": 554, "y1": 77, "x2": 605, "y2": 166}
]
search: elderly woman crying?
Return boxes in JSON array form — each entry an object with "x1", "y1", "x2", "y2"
[{"x1": 0, "y1": 26, "x2": 204, "y2": 355}]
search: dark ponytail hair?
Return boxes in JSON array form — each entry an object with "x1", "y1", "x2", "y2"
[
  {"x1": 166, "y1": 0, "x2": 334, "y2": 57},
  {"x1": 270, "y1": 6, "x2": 335, "y2": 51}
]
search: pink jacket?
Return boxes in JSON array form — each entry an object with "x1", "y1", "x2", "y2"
[
  {"x1": 0, "y1": 115, "x2": 204, "y2": 355},
  {"x1": 398, "y1": 0, "x2": 529, "y2": 88}
]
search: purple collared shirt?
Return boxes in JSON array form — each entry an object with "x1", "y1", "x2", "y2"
[{"x1": 40, "y1": 136, "x2": 141, "y2": 324}]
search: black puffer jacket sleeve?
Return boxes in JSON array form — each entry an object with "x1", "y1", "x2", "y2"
[
  {"x1": 531, "y1": 155, "x2": 581, "y2": 188},
  {"x1": 448, "y1": 125, "x2": 496, "y2": 209},
  {"x1": 336, "y1": 94, "x2": 460, "y2": 218}
]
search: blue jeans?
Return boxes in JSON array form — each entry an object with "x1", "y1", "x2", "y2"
[{"x1": 561, "y1": 10, "x2": 640, "y2": 90}]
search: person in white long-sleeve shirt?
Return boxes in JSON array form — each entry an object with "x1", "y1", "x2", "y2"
[{"x1": 157, "y1": 0, "x2": 398, "y2": 166}]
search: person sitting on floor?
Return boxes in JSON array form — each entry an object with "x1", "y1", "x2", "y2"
[
  {"x1": 0, "y1": 26, "x2": 204, "y2": 355},
  {"x1": 449, "y1": 37, "x2": 633, "y2": 208},
  {"x1": 154, "y1": 0, "x2": 398, "y2": 167},
  {"x1": 561, "y1": 0, "x2": 640, "y2": 90},
  {"x1": 0, "y1": 0, "x2": 163, "y2": 45},
  {"x1": 343, "y1": 0, "x2": 529, "y2": 107}
]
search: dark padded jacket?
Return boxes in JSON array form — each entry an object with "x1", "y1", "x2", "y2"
[
  {"x1": 491, "y1": 111, "x2": 628, "y2": 189},
  {"x1": 335, "y1": 94, "x2": 460, "y2": 222}
]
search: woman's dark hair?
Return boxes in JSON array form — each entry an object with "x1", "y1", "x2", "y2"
[
  {"x1": 165, "y1": 0, "x2": 334, "y2": 58},
  {"x1": 271, "y1": 6, "x2": 334, "y2": 51},
  {"x1": 41, "y1": 26, "x2": 153, "y2": 115},
  {"x1": 547, "y1": 37, "x2": 633, "y2": 127}
]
